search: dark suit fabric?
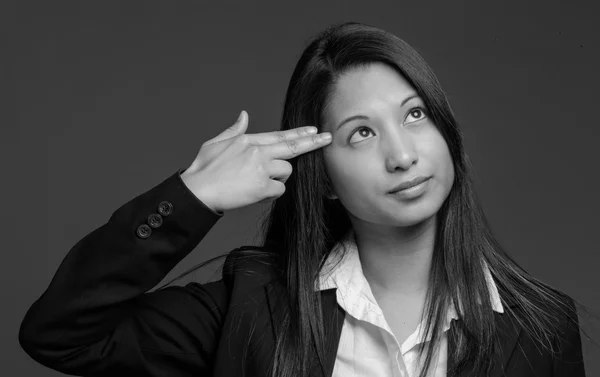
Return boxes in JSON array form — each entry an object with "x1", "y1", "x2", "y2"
[{"x1": 19, "y1": 169, "x2": 586, "y2": 377}]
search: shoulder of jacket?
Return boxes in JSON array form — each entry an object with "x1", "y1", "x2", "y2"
[{"x1": 222, "y1": 247, "x2": 281, "y2": 290}]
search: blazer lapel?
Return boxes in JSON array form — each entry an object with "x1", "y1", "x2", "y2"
[
  {"x1": 314, "y1": 288, "x2": 345, "y2": 377},
  {"x1": 446, "y1": 304, "x2": 522, "y2": 377},
  {"x1": 264, "y1": 284, "x2": 345, "y2": 377}
]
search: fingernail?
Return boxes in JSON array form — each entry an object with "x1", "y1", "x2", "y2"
[
  {"x1": 307, "y1": 127, "x2": 318, "y2": 134},
  {"x1": 321, "y1": 132, "x2": 332, "y2": 141}
]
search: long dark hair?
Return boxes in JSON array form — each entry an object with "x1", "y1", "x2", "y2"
[{"x1": 157, "y1": 22, "x2": 595, "y2": 377}]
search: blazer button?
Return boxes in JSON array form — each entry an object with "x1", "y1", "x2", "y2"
[
  {"x1": 136, "y1": 224, "x2": 152, "y2": 239},
  {"x1": 147, "y1": 213, "x2": 163, "y2": 228},
  {"x1": 158, "y1": 201, "x2": 173, "y2": 216}
]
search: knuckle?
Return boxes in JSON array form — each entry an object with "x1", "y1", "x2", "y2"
[
  {"x1": 276, "y1": 181, "x2": 286, "y2": 195},
  {"x1": 286, "y1": 139, "x2": 299, "y2": 154},
  {"x1": 255, "y1": 162, "x2": 266, "y2": 176},
  {"x1": 259, "y1": 178, "x2": 270, "y2": 191},
  {"x1": 247, "y1": 144, "x2": 261, "y2": 156},
  {"x1": 274, "y1": 131, "x2": 286, "y2": 142},
  {"x1": 238, "y1": 134, "x2": 251, "y2": 145}
]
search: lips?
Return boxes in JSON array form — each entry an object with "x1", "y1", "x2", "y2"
[{"x1": 389, "y1": 176, "x2": 431, "y2": 193}]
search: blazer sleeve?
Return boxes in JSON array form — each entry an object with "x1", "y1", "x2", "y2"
[
  {"x1": 552, "y1": 296, "x2": 586, "y2": 376},
  {"x1": 19, "y1": 168, "x2": 233, "y2": 376}
]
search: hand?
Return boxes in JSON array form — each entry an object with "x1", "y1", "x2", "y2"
[{"x1": 181, "y1": 110, "x2": 332, "y2": 214}]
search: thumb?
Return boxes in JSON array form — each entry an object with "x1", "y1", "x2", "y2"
[
  {"x1": 232, "y1": 110, "x2": 248, "y2": 134},
  {"x1": 208, "y1": 110, "x2": 248, "y2": 145}
]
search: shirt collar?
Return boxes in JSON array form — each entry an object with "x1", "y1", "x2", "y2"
[{"x1": 314, "y1": 229, "x2": 504, "y2": 322}]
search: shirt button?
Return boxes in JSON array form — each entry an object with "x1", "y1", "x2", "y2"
[
  {"x1": 158, "y1": 201, "x2": 173, "y2": 216},
  {"x1": 147, "y1": 213, "x2": 163, "y2": 228},
  {"x1": 136, "y1": 224, "x2": 152, "y2": 239}
]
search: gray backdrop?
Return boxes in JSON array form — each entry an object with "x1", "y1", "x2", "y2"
[{"x1": 6, "y1": 1, "x2": 599, "y2": 376}]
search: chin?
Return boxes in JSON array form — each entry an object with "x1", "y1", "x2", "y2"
[
  {"x1": 384, "y1": 202, "x2": 438, "y2": 226},
  {"x1": 389, "y1": 214, "x2": 434, "y2": 228}
]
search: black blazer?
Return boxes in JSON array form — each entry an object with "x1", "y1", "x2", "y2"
[{"x1": 19, "y1": 169, "x2": 586, "y2": 377}]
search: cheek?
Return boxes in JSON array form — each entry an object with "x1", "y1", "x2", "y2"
[
  {"x1": 324, "y1": 152, "x2": 374, "y2": 197},
  {"x1": 430, "y1": 136, "x2": 455, "y2": 187}
]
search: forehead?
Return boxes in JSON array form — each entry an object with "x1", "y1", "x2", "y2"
[{"x1": 327, "y1": 62, "x2": 416, "y2": 115}]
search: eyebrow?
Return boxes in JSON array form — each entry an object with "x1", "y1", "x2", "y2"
[{"x1": 335, "y1": 93, "x2": 420, "y2": 131}]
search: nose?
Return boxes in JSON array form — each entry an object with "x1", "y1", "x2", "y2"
[{"x1": 383, "y1": 127, "x2": 418, "y2": 172}]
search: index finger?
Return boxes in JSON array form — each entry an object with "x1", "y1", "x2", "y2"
[
  {"x1": 262, "y1": 132, "x2": 332, "y2": 160},
  {"x1": 250, "y1": 126, "x2": 318, "y2": 145}
]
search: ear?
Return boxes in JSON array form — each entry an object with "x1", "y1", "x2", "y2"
[
  {"x1": 324, "y1": 173, "x2": 338, "y2": 200},
  {"x1": 325, "y1": 186, "x2": 338, "y2": 200}
]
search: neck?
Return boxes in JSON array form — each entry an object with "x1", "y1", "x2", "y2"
[{"x1": 349, "y1": 214, "x2": 436, "y2": 297}]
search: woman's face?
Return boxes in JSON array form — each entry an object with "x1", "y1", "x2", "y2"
[{"x1": 321, "y1": 62, "x2": 455, "y2": 227}]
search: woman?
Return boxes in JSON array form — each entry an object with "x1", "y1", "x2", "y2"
[{"x1": 19, "y1": 22, "x2": 589, "y2": 377}]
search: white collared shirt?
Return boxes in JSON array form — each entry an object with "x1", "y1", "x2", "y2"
[{"x1": 314, "y1": 230, "x2": 504, "y2": 377}]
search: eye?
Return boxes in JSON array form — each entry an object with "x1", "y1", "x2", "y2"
[
  {"x1": 348, "y1": 126, "x2": 375, "y2": 144},
  {"x1": 406, "y1": 106, "x2": 428, "y2": 124}
]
